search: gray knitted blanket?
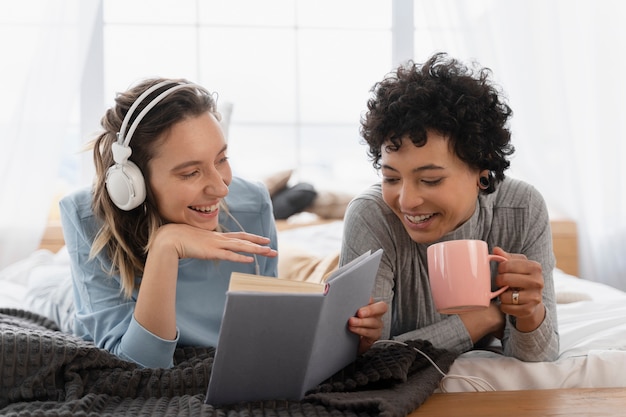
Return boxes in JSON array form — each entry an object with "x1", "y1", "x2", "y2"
[{"x1": 0, "y1": 309, "x2": 458, "y2": 417}]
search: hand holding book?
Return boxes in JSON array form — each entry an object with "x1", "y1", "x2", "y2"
[{"x1": 350, "y1": 297, "x2": 389, "y2": 354}]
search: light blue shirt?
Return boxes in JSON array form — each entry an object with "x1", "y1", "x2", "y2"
[{"x1": 59, "y1": 177, "x2": 278, "y2": 368}]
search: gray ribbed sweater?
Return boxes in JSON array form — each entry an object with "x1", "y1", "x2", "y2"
[{"x1": 340, "y1": 177, "x2": 559, "y2": 362}]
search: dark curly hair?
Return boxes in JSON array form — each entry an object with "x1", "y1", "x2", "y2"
[{"x1": 360, "y1": 52, "x2": 514, "y2": 193}]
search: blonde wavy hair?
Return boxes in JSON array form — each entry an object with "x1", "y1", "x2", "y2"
[{"x1": 89, "y1": 78, "x2": 221, "y2": 298}]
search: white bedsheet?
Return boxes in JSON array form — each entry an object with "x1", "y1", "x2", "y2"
[
  {"x1": 0, "y1": 246, "x2": 73, "y2": 330},
  {"x1": 442, "y1": 270, "x2": 626, "y2": 392},
  {"x1": 0, "y1": 281, "x2": 29, "y2": 309}
]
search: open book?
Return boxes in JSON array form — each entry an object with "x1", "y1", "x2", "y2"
[{"x1": 205, "y1": 249, "x2": 383, "y2": 405}]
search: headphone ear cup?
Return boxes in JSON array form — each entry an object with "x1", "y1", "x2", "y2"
[{"x1": 105, "y1": 160, "x2": 147, "y2": 211}]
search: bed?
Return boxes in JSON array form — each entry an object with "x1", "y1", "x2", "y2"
[{"x1": 1, "y1": 208, "x2": 625, "y2": 416}]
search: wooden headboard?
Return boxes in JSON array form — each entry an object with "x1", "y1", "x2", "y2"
[
  {"x1": 39, "y1": 218, "x2": 580, "y2": 277},
  {"x1": 550, "y1": 219, "x2": 579, "y2": 277}
]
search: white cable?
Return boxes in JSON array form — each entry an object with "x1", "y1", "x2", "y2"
[
  {"x1": 438, "y1": 373, "x2": 496, "y2": 393},
  {"x1": 373, "y1": 339, "x2": 496, "y2": 392},
  {"x1": 223, "y1": 209, "x2": 260, "y2": 276}
]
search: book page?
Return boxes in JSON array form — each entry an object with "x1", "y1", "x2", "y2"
[
  {"x1": 324, "y1": 250, "x2": 371, "y2": 283},
  {"x1": 229, "y1": 272, "x2": 325, "y2": 294}
]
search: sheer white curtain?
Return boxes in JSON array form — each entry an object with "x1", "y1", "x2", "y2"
[
  {"x1": 414, "y1": 0, "x2": 626, "y2": 289},
  {"x1": 0, "y1": 0, "x2": 100, "y2": 269}
]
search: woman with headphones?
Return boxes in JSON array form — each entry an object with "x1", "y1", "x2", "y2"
[{"x1": 59, "y1": 79, "x2": 387, "y2": 368}]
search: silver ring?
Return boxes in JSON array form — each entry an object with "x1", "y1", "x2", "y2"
[{"x1": 512, "y1": 290, "x2": 520, "y2": 305}]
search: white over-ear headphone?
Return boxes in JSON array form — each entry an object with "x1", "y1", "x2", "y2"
[{"x1": 105, "y1": 81, "x2": 191, "y2": 211}]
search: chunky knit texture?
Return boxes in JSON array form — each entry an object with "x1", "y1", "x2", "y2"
[{"x1": 0, "y1": 309, "x2": 457, "y2": 417}]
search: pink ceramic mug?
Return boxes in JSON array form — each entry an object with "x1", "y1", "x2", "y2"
[{"x1": 427, "y1": 239, "x2": 508, "y2": 314}]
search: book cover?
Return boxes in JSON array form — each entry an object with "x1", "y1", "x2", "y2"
[{"x1": 205, "y1": 248, "x2": 383, "y2": 405}]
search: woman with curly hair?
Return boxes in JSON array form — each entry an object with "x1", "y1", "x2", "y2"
[{"x1": 340, "y1": 53, "x2": 558, "y2": 362}]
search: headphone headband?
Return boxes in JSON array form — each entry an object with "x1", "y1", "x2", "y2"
[{"x1": 117, "y1": 81, "x2": 189, "y2": 149}]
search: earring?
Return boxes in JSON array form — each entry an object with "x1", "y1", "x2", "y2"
[{"x1": 479, "y1": 176, "x2": 490, "y2": 190}]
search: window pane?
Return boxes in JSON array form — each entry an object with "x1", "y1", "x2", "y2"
[
  {"x1": 198, "y1": 27, "x2": 297, "y2": 123},
  {"x1": 104, "y1": 0, "x2": 197, "y2": 24},
  {"x1": 298, "y1": 29, "x2": 391, "y2": 123},
  {"x1": 297, "y1": 0, "x2": 391, "y2": 29},
  {"x1": 414, "y1": 0, "x2": 497, "y2": 29},
  {"x1": 228, "y1": 125, "x2": 299, "y2": 180},
  {"x1": 413, "y1": 0, "x2": 499, "y2": 61},
  {"x1": 198, "y1": 0, "x2": 295, "y2": 26},
  {"x1": 299, "y1": 126, "x2": 379, "y2": 193},
  {"x1": 104, "y1": 25, "x2": 198, "y2": 100}
]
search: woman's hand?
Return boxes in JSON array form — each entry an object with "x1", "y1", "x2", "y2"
[
  {"x1": 135, "y1": 223, "x2": 277, "y2": 342},
  {"x1": 349, "y1": 298, "x2": 388, "y2": 354},
  {"x1": 150, "y1": 223, "x2": 277, "y2": 263},
  {"x1": 493, "y1": 247, "x2": 546, "y2": 332}
]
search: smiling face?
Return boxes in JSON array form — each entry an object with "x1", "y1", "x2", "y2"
[
  {"x1": 147, "y1": 111, "x2": 231, "y2": 231},
  {"x1": 380, "y1": 132, "x2": 485, "y2": 244}
]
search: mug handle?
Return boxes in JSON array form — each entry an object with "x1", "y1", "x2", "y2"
[{"x1": 488, "y1": 254, "x2": 509, "y2": 298}]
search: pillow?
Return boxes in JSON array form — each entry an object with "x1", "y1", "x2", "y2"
[
  {"x1": 305, "y1": 190, "x2": 354, "y2": 219},
  {"x1": 263, "y1": 169, "x2": 293, "y2": 197},
  {"x1": 272, "y1": 182, "x2": 317, "y2": 220}
]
